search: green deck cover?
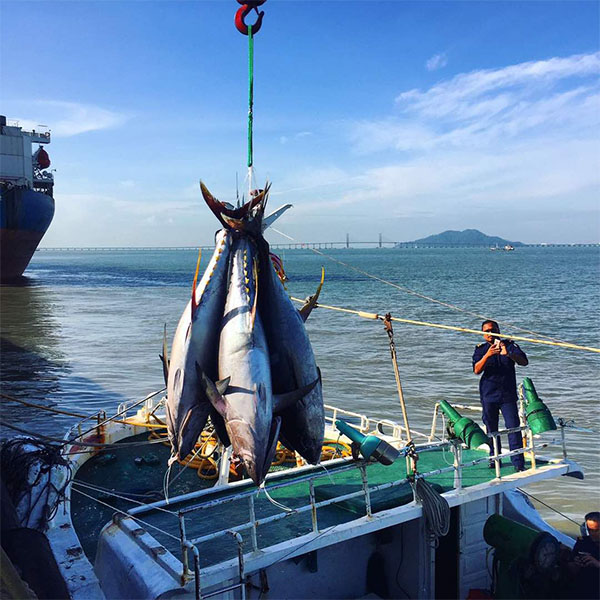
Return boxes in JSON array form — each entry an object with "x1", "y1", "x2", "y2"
[{"x1": 73, "y1": 435, "x2": 536, "y2": 569}]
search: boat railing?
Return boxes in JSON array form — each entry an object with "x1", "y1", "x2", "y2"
[
  {"x1": 324, "y1": 404, "x2": 431, "y2": 443},
  {"x1": 165, "y1": 419, "x2": 570, "y2": 599},
  {"x1": 428, "y1": 401, "x2": 482, "y2": 442}
]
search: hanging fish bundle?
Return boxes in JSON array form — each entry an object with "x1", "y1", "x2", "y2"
[{"x1": 163, "y1": 182, "x2": 324, "y2": 486}]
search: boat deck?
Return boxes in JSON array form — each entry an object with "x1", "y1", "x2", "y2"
[{"x1": 72, "y1": 433, "x2": 540, "y2": 570}]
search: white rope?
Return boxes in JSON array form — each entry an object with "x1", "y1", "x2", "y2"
[
  {"x1": 71, "y1": 480, "x2": 177, "y2": 516},
  {"x1": 259, "y1": 482, "x2": 295, "y2": 513},
  {"x1": 71, "y1": 486, "x2": 180, "y2": 540},
  {"x1": 269, "y1": 228, "x2": 568, "y2": 344}
]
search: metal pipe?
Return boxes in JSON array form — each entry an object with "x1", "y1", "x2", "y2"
[
  {"x1": 179, "y1": 513, "x2": 191, "y2": 583},
  {"x1": 527, "y1": 429, "x2": 537, "y2": 470},
  {"x1": 248, "y1": 495, "x2": 258, "y2": 551},
  {"x1": 492, "y1": 434, "x2": 502, "y2": 478},
  {"x1": 227, "y1": 531, "x2": 246, "y2": 600},
  {"x1": 359, "y1": 465, "x2": 372, "y2": 517},
  {"x1": 452, "y1": 440, "x2": 463, "y2": 490},
  {"x1": 183, "y1": 541, "x2": 200, "y2": 600},
  {"x1": 429, "y1": 403, "x2": 440, "y2": 443},
  {"x1": 560, "y1": 421, "x2": 568, "y2": 459},
  {"x1": 309, "y1": 480, "x2": 318, "y2": 533}
]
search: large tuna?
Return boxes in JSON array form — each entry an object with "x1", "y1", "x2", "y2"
[
  {"x1": 165, "y1": 230, "x2": 233, "y2": 463},
  {"x1": 259, "y1": 251, "x2": 325, "y2": 464},
  {"x1": 202, "y1": 236, "x2": 280, "y2": 485}
]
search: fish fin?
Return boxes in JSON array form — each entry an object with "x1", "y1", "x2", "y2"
[
  {"x1": 159, "y1": 323, "x2": 169, "y2": 385},
  {"x1": 178, "y1": 405, "x2": 210, "y2": 460},
  {"x1": 209, "y1": 407, "x2": 231, "y2": 447},
  {"x1": 250, "y1": 257, "x2": 259, "y2": 330},
  {"x1": 298, "y1": 267, "x2": 325, "y2": 322},
  {"x1": 262, "y1": 203, "x2": 292, "y2": 232},
  {"x1": 191, "y1": 248, "x2": 202, "y2": 320},
  {"x1": 196, "y1": 363, "x2": 228, "y2": 418},
  {"x1": 215, "y1": 377, "x2": 231, "y2": 396},
  {"x1": 273, "y1": 376, "x2": 320, "y2": 413},
  {"x1": 262, "y1": 416, "x2": 282, "y2": 476}
]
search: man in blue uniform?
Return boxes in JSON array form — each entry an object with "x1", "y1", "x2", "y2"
[{"x1": 472, "y1": 320, "x2": 528, "y2": 471}]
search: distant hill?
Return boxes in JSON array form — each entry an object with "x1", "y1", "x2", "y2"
[{"x1": 397, "y1": 229, "x2": 524, "y2": 247}]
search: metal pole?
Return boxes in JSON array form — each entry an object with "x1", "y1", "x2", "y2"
[
  {"x1": 309, "y1": 480, "x2": 319, "y2": 532},
  {"x1": 492, "y1": 435, "x2": 502, "y2": 479},
  {"x1": 248, "y1": 495, "x2": 258, "y2": 551},
  {"x1": 451, "y1": 439, "x2": 463, "y2": 490}
]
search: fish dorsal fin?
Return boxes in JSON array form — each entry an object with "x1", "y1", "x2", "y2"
[
  {"x1": 250, "y1": 257, "x2": 259, "y2": 330},
  {"x1": 159, "y1": 323, "x2": 169, "y2": 385},
  {"x1": 299, "y1": 267, "x2": 325, "y2": 322},
  {"x1": 215, "y1": 377, "x2": 231, "y2": 395},
  {"x1": 196, "y1": 363, "x2": 228, "y2": 418},
  {"x1": 273, "y1": 376, "x2": 320, "y2": 413},
  {"x1": 191, "y1": 248, "x2": 202, "y2": 320}
]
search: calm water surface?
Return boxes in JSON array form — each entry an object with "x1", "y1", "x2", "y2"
[{"x1": 1, "y1": 246, "x2": 599, "y2": 535}]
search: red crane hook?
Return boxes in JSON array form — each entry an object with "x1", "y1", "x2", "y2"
[{"x1": 235, "y1": 0, "x2": 266, "y2": 35}]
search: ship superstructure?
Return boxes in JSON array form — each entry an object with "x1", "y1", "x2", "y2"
[{"x1": 0, "y1": 115, "x2": 55, "y2": 280}]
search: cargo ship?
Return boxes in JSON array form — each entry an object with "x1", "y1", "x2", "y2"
[{"x1": 0, "y1": 115, "x2": 55, "y2": 281}]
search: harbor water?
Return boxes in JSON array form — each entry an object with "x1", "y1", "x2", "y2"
[{"x1": 1, "y1": 246, "x2": 598, "y2": 536}]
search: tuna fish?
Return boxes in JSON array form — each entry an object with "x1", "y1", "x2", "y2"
[
  {"x1": 202, "y1": 236, "x2": 280, "y2": 485},
  {"x1": 165, "y1": 229, "x2": 233, "y2": 463},
  {"x1": 259, "y1": 251, "x2": 325, "y2": 464}
]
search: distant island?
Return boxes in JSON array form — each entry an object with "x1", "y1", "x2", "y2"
[{"x1": 396, "y1": 229, "x2": 524, "y2": 248}]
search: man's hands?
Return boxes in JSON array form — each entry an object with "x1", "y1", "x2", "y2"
[
  {"x1": 486, "y1": 342, "x2": 501, "y2": 357},
  {"x1": 575, "y1": 552, "x2": 600, "y2": 569}
]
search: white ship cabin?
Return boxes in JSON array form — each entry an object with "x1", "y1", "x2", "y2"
[{"x1": 0, "y1": 115, "x2": 53, "y2": 193}]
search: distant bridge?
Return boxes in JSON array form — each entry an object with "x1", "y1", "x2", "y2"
[{"x1": 36, "y1": 232, "x2": 599, "y2": 252}]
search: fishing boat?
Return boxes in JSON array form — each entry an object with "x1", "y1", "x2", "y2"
[
  {"x1": 0, "y1": 115, "x2": 55, "y2": 281},
  {"x1": 0, "y1": 4, "x2": 591, "y2": 598},
  {"x1": 0, "y1": 369, "x2": 585, "y2": 600}
]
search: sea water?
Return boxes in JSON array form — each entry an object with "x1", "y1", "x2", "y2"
[{"x1": 1, "y1": 246, "x2": 598, "y2": 534}]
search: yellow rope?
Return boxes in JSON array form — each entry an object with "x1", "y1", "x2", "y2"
[
  {"x1": 297, "y1": 245, "x2": 569, "y2": 344},
  {"x1": 291, "y1": 297, "x2": 600, "y2": 354}
]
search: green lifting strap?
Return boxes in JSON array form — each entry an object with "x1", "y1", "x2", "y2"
[{"x1": 247, "y1": 24, "x2": 254, "y2": 169}]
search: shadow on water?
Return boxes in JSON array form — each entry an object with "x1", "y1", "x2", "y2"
[{"x1": 0, "y1": 280, "x2": 129, "y2": 440}]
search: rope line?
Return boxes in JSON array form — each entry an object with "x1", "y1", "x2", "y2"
[
  {"x1": 270, "y1": 228, "x2": 572, "y2": 344},
  {"x1": 516, "y1": 487, "x2": 582, "y2": 527},
  {"x1": 71, "y1": 486, "x2": 180, "y2": 541},
  {"x1": 290, "y1": 297, "x2": 600, "y2": 354},
  {"x1": 0, "y1": 421, "x2": 165, "y2": 449},
  {"x1": 306, "y1": 246, "x2": 569, "y2": 343},
  {"x1": 72, "y1": 480, "x2": 177, "y2": 517},
  {"x1": 0, "y1": 393, "x2": 93, "y2": 419}
]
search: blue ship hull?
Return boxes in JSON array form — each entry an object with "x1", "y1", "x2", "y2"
[{"x1": 0, "y1": 186, "x2": 55, "y2": 280}]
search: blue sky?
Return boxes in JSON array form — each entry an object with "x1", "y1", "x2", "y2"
[{"x1": 2, "y1": 0, "x2": 599, "y2": 246}]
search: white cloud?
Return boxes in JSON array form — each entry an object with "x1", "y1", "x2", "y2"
[
  {"x1": 345, "y1": 51, "x2": 599, "y2": 157},
  {"x1": 396, "y1": 52, "x2": 600, "y2": 120},
  {"x1": 426, "y1": 52, "x2": 448, "y2": 72},
  {"x1": 15, "y1": 100, "x2": 128, "y2": 137}
]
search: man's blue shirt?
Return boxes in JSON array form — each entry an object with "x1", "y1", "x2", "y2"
[{"x1": 472, "y1": 341, "x2": 527, "y2": 404}]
